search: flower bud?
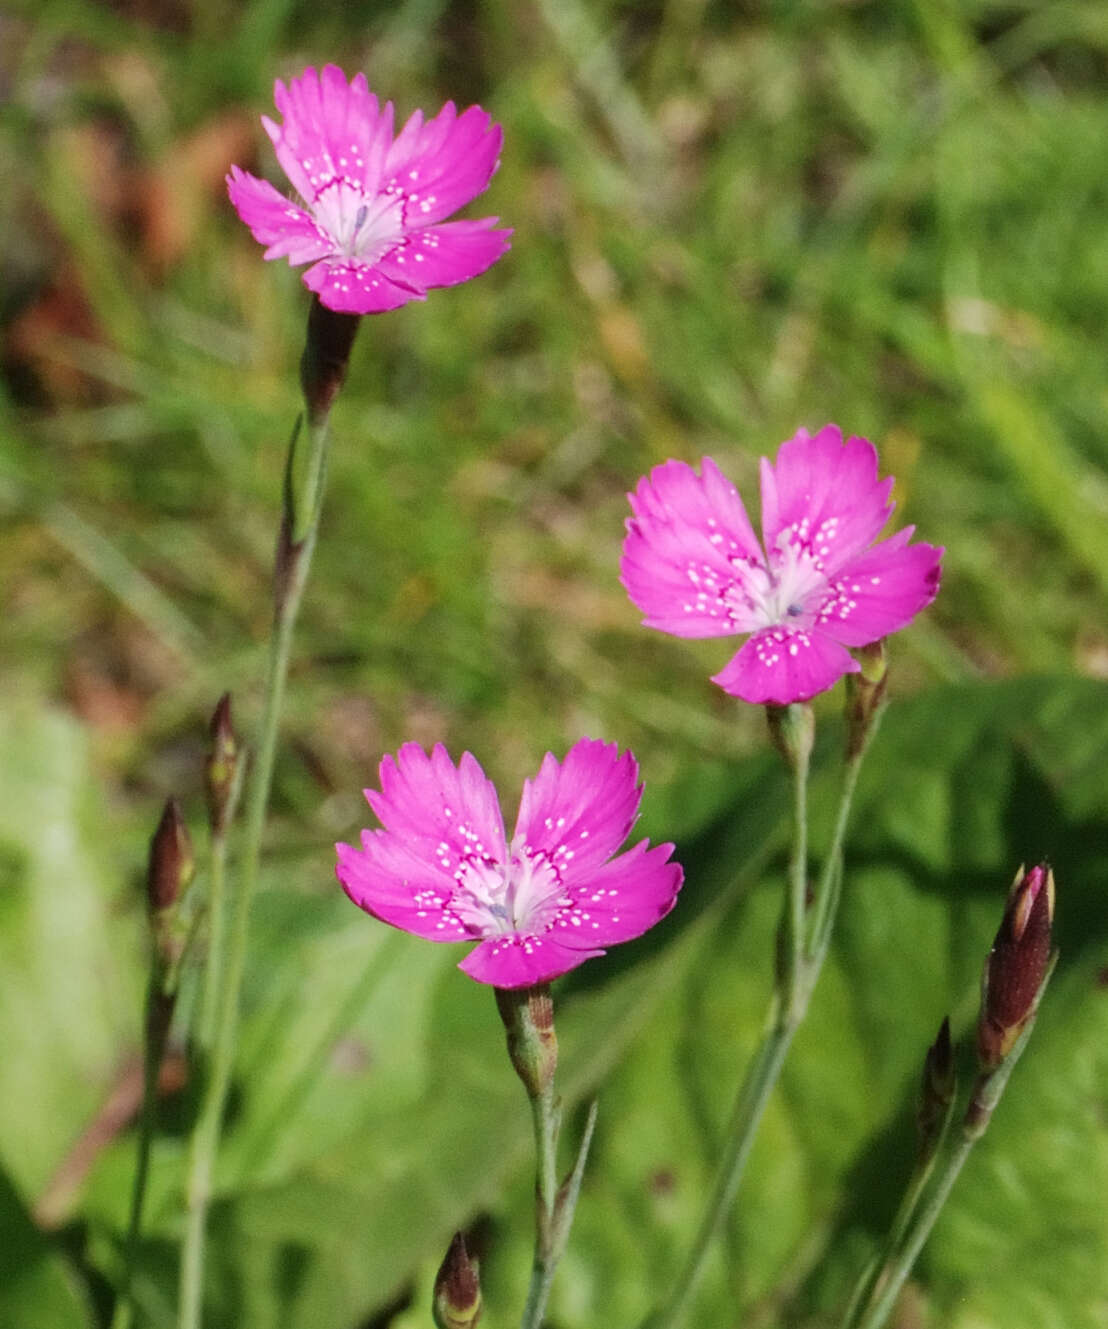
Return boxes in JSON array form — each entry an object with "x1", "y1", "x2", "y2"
[
  {"x1": 916, "y1": 1015, "x2": 955, "y2": 1159},
  {"x1": 206, "y1": 693, "x2": 239, "y2": 835},
  {"x1": 845, "y1": 639, "x2": 888, "y2": 759},
  {"x1": 147, "y1": 799, "x2": 194, "y2": 916},
  {"x1": 299, "y1": 297, "x2": 361, "y2": 426},
  {"x1": 432, "y1": 1232, "x2": 482, "y2": 1329},
  {"x1": 495, "y1": 984, "x2": 558, "y2": 1099},
  {"x1": 977, "y1": 864, "x2": 1055, "y2": 1071}
]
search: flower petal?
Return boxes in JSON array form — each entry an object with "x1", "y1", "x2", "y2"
[
  {"x1": 760, "y1": 426, "x2": 894, "y2": 577},
  {"x1": 335, "y1": 834, "x2": 473, "y2": 942},
  {"x1": 385, "y1": 103, "x2": 504, "y2": 227},
  {"x1": 713, "y1": 626, "x2": 859, "y2": 705},
  {"x1": 814, "y1": 531, "x2": 944, "y2": 647},
  {"x1": 365, "y1": 743, "x2": 508, "y2": 880},
  {"x1": 548, "y1": 840, "x2": 682, "y2": 947},
  {"x1": 458, "y1": 933, "x2": 604, "y2": 988},
  {"x1": 376, "y1": 218, "x2": 512, "y2": 291},
  {"x1": 226, "y1": 167, "x2": 333, "y2": 265},
  {"x1": 267, "y1": 65, "x2": 393, "y2": 202},
  {"x1": 301, "y1": 258, "x2": 424, "y2": 314},
  {"x1": 621, "y1": 457, "x2": 764, "y2": 639},
  {"x1": 513, "y1": 738, "x2": 642, "y2": 876}
]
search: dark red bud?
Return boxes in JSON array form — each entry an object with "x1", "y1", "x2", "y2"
[
  {"x1": 299, "y1": 297, "x2": 361, "y2": 426},
  {"x1": 147, "y1": 799, "x2": 194, "y2": 915},
  {"x1": 977, "y1": 864, "x2": 1055, "y2": 1070},
  {"x1": 433, "y1": 1232, "x2": 482, "y2": 1329},
  {"x1": 917, "y1": 1015, "x2": 956, "y2": 1155}
]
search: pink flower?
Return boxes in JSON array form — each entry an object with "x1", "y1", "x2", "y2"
[
  {"x1": 336, "y1": 739, "x2": 683, "y2": 988},
  {"x1": 621, "y1": 425, "x2": 943, "y2": 706},
  {"x1": 227, "y1": 65, "x2": 511, "y2": 314}
]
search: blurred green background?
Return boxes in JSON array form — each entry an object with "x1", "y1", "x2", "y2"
[{"x1": 2, "y1": 0, "x2": 1107, "y2": 1326}]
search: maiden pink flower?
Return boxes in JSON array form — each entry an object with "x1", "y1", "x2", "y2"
[
  {"x1": 336, "y1": 739, "x2": 683, "y2": 988},
  {"x1": 621, "y1": 425, "x2": 943, "y2": 706},
  {"x1": 228, "y1": 64, "x2": 511, "y2": 314}
]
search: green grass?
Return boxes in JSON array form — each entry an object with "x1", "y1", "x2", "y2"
[{"x1": 2, "y1": 2, "x2": 1107, "y2": 1326}]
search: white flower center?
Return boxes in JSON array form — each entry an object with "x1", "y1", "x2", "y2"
[
  {"x1": 311, "y1": 179, "x2": 405, "y2": 263},
  {"x1": 723, "y1": 525, "x2": 832, "y2": 630},
  {"x1": 450, "y1": 846, "x2": 564, "y2": 937}
]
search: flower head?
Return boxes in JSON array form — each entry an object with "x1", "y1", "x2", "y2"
[
  {"x1": 336, "y1": 739, "x2": 683, "y2": 988},
  {"x1": 620, "y1": 425, "x2": 943, "y2": 705},
  {"x1": 228, "y1": 65, "x2": 511, "y2": 314}
]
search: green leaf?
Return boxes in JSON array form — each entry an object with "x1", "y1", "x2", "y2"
[{"x1": 0, "y1": 1166, "x2": 94, "y2": 1327}]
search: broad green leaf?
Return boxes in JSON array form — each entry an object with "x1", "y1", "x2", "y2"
[{"x1": 0, "y1": 703, "x2": 143, "y2": 1203}]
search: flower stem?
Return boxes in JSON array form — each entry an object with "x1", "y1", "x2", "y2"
[
  {"x1": 519, "y1": 1078, "x2": 562, "y2": 1329},
  {"x1": 178, "y1": 410, "x2": 331, "y2": 1329},
  {"x1": 111, "y1": 982, "x2": 173, "y2": 1329},
  {"x1": 850, "y1": 960, "x2": 1055, "y2": 1329},
  {"x1": 196, "y1": 765, "x2": 244, "y2": 1051},
  {"x1": 649, "y1": 693, "x2": 878, "y2": 1329}
]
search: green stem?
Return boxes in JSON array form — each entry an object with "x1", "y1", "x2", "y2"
[
  {"x1": 196, "y1": 833, "x2": 229, "y2": 1052},
  {"x1": 648, "y1": 1002, "x2": 797, "y2": 1329},
  {"x1": 519, "y1": 1079, "x2": 562, "y2": 1329},
  {"x1": 178, "y1": 413, "x2": 330, "y2": 1329},
  {"x1": 651, "y1": 694, "x2": 881, "y2": 1329},
  {"x1": 806, "y1": 745, "x2": 865, "y2": 963},
  {"x1": 852, "y1": 964, "x2": 1054, "y2": 1329},
  {"x1": 839, "y1": 1142, "x2": 943, "y2": 1329},
  {"x1": 112, "y1": 980, "x2": 172, "y2": 1329}
]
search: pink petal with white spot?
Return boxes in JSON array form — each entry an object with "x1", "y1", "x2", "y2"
[
  {"x1": 621, "y1": 458, "x2": 764, "y2": 639},
  {"x1": 384, "y1": 103, "x2": 503, "y2": 226},
  {"x1": 759, "y1": 426, "x2": 894, "y2": 577},
  {"x1": 459, "y1": 933, "x2": 604, "y2": 988},
  {"x1": 550, "y1": 839, "x2": 682, "y2": 947},
  {"x1": 514, "y1": 739, "x2": 641, "y2": 875},
  {"x1": 815, "y1": 531, "x2": 944, "y2": 647},
  {"x1": 366, "y1": 744, "x2": 508, "y2": 879},
  {"x1": 266, "y1": 65, "x2": 392, "y2": 201},
  {"x1": 377, "y1": 218, "x2": 512, "y2": 291},
  {"x1": 335, "y1": 835, "x2": 472, "y2": 943},
  {"x1": 226, "y1": 167, "x2": 333, "y2": 264},
  {"x1": 302, "y1": 259, "x2": 423, "y2": 314},
  {"x1": 713, "y1": 626, "x2": 859, "y2": 705}
]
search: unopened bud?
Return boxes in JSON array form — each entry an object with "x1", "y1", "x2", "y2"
[
  {"x1": 765, "y1": 701, "x2": 816, "y2": 773},
  {"x1": 299, "y1": 297, "x2": 361, "y2": 426},
  {"x1": 147, "y1": 799, "x2": 194, "y2": 915},
  {"x1": 432, "y1": 1232, "x2": 482, "y2": 1329},
  {"x1": 917, "y1": 1015, "x2": 956, "y2": 1158},
  {"x1": 977, "y1": 864, "x2": 1055, "y2": 1070},
  {"x1": 845, "y1": 639, "x2": 888, "y2": 760},
  {"x1": 206, "y1": 693, "x2": 239, "y2": 835},
  {"x1": 495, "y1": 984, "x2": 558, "y2": 1099}
]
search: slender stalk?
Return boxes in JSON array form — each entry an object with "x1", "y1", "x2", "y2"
[
  {"x1": 780, "y1": 726, "x2": 810, "y2": 1023},
  {"x1": 851, "y1": 963, "x2": 1054, "y2": 1329},
  {"x1": 806, "y1": 746, "x2": 864, "y2": 962},
  {"x1": 648, "y1": 1001, "x2": 797, "y2": 1329},
  {"x1": 196, "y1": 758, "x2": 244, "y2": 1050},
  {"x1": 648, "y1": 710, "x2": 811, "y2": 1329},
  {"x1": 178, "y1": 413, "x2": 331, "y2": 1329},
  {"x1": 519, "y1": 1079, "x2": 563, "y2": 1329},
  {"x1": 839, "y1": 1138, "x2": 944, "y2": 1329},
  {"x1": 111, "y1": 983, "x2": 172, "y2": 1329},
  {"x1": 650, "y1": 690, "x2": 882, "y2": 1329}
]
